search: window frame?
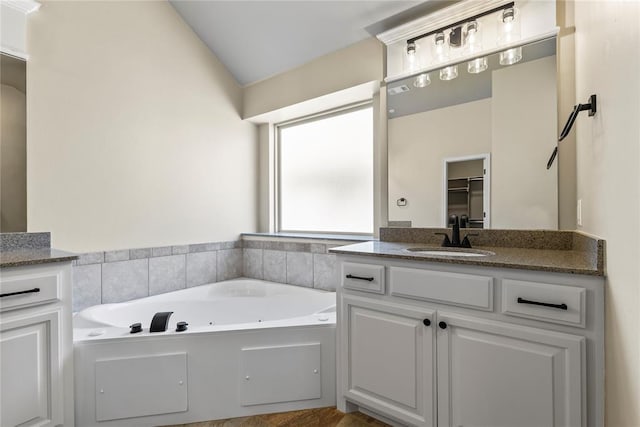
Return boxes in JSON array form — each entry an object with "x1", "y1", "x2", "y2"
[{"x1": 275, "y1": 101, "x2": 375, "y2": 236}]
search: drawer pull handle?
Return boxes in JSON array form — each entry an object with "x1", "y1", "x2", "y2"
[
  {"x1": 517, "y1": 297, "x2": 567, "y2": 310},
  {"x1": 438, "y1": 321, "x2": 448, "y2": 329},
  {"x1": 345, "y1": 274, "x2": 374, "y2": 282},
  {"x1": 423, "y1": 319, "x2": 431, "y2": 326},
  {"x1": 0, "y1": 288, "x2": 41, "y2": 298}
]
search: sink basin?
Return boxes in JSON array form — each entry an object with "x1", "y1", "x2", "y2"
[{"x1": 405, "y1": 247, "x2": 495, "y2": 257}]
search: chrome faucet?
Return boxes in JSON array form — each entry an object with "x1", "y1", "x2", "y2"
[{"x1": 435, "y1": 214, "x2": 477, "y2": 248}]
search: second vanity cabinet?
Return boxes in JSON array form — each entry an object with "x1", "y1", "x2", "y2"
[
  {"x1": 337, "y1": 257, "x2": 604, "y2": 427},
  {"x1": 0, "y1": 261, "x2": 75, "y2": 427}
]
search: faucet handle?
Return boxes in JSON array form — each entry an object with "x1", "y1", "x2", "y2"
[
  {"x1": 461, "y1": 233, "x2": 479, "y2": 248},
  {"x1": 434, "y1": 232, "x2": 452, "y2": 247}
]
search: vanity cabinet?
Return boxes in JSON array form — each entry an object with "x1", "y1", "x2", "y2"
[
  {"x1": 436, "y1": 312, "x2": 583, "y2": 427},
  {"x1": 342, "y1": 295, "x2": 435, "y2": 427},
  {"x1": 337, "y1": 258, "x2": 603, "y2": 427},
  {"x1": 0, "y1": 262, "x2": 74, "y2": 427}
]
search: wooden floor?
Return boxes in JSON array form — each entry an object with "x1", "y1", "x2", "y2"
[{"x1": 161, "y1": 407, "x2": 390, "y2": 427}]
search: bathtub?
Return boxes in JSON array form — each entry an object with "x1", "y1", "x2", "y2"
[{"x1": 73, "y1": 279, "x2": 337, "y2": 427}]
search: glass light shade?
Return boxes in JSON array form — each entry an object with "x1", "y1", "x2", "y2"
[
  {"x1": 432, "y1": 32, "x2": 449, "y2": 63},
  {"x1": 440, "y1": 65, "x2": 458, "y2": 81},
  {"x1": 497, "y1": 7, "x2": 521, "y2": 46},
  {"x1": 468, "y1": 57, "x2": 488, "y2": 73},
  {"x1": 465, "y1": 21, "x2": 482, "y2": 53},
  {"x1": 464, "y1": 20, "x2": 487, "y2": 74},
  {"x1": 404, "y1": 42, "x2": 418, "y2": 72},
  {"x1": 499, "y1": 47, "x2": 523, "y2": 65},
  {"x1": 413, "y1": 73, "x2": 431, "y2": 88}
]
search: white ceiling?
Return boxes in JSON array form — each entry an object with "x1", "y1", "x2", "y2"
[{"x1": 170, "y1": 1, "x2": 451, "y2": 86}]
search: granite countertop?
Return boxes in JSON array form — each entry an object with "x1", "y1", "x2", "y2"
[
  {"x1": 329, "y1": 240, "x2": 604, "y2": 276},
  {"x1": 0, "y1": 248, "x2": 78, "y2": 268}
]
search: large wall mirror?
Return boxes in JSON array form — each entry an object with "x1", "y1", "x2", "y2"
[
  {"x1": 387, "y1": 37, "x2": 558, "y2": 230},
  {"x1": 1, "y1": 53, "x2": 27, "y2": 232}
]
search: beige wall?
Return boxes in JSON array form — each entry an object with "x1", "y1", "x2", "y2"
[
  {"x1": 243, "y1": 37, "x2": 384, "y2": 120},
  {"x1": 388, "y1": 99, "x2": 492, "y2": 227},
  {"x1": 1, "y1": 84, "x2": 27, "y2": 232},
  {"x1": 491, "y1": 56, "x2": 558, "y2": 229},
  {"x1": 572, "y1": 1, "x2": 640, "y2": 425},
  {"x1": 27, "y1": 1, "x2": 258, "y2": 252}
]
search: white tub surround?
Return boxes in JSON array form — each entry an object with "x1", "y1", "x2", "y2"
[
  {"x1": 73, "y1": 279, "x2": 336, "y2": 427},
  {"x1": 331, "y1": 236, "x2": 604, "y2": 427}
]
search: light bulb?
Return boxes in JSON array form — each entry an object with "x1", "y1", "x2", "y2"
[
  {"x1": 498, "y1": 7, "x2": 521, "y2": 45},
  {"x1": 497, "y1": 7, "x2": 523, "y2": 66},
  {"x1": 465, "y1": 20, "x2": 487, "y2": 74},
  {"x1": 432, "y1": 31, "x2": 449, "y2": 64},
  {"x1": 405, "y1": 41, "x2": 418, "y2": 72},
  {"x1": 413, "y1": 73, "x2": 431, "y2": 88},
  {"x1": 440, "y1": 65, "x2": 458, "y2": 81}
]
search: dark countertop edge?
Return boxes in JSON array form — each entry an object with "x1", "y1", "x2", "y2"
[
  {"x1": 329, "y1": 246, "x2": 604, "y2": 277},
  {"x1": 242, "y1": 232, "x2": 373, "y2": 242},
  {"x1": 0, "y1": 249, "x2": 78, "y2": 269}
]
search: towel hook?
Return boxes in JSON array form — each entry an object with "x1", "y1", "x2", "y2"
[{"x1": 546, "y1": 94, "x2": 597, "y2": 169}]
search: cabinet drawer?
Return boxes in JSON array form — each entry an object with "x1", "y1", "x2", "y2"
[
  {"x1": 0, "y1": 271, "x2": 60, "y2": 312},
  {"x1": 390, "y1": 267, "x2": 493, "y2": 310},
  {"x1": 501, "y1": 279, "x2": 586, "y2": 327},
  {"x1": 341, "y1": 263, "x2": 385, "y2": 294}
]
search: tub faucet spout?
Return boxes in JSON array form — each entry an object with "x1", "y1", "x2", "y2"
[{"x1": 150, "y1": 311, "x2": 173, "y2": 332}]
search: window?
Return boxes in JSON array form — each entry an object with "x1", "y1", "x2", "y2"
[{"x1": 277, "y1": 104, "x2": 373, "y2": 234}]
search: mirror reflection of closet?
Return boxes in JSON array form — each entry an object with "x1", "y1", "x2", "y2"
[
  {"x1": 444, "y1": 154, "x2": 489, "y2": 229},
  {"x1": 1, "y1": 53, "x2": 27, "y2": 232}
]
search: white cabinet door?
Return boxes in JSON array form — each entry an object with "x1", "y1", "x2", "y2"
[
  {"x1": 436, "y1": 312, "x2": 584, "y2": 427},
  {"x1": 1, "y1": 309, "x2": 62, "y2": 427},
  {"x1": 341, "y1": 295, "x2": 435, "y2": 427}
]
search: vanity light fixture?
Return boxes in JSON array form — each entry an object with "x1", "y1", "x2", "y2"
[
  {"x1": 405, "y1": 1, "x2": 516, "y2": 73},
  {"x1": 413, "y1": 73, "x2": 431, "y2": 88},
  {"x1": 498, "y1": 6, "x2": 523, "y2": 65},
  {"x1": 465, "y1": 20, "x2": 488, "y2": 74}
]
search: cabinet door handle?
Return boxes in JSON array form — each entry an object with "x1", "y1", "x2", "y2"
[
  {"x1": 0, "y1": 287, "x2": 41, "y2": 298},
  {"x1": 438, "y1": 321, "x2": 447, "y2": 329},
  {"x1": 345, "y1": 274, "x2": 374, "y2": 282},
  {"x1": 517, "y1": 297, "x2": 568, "y2": 310},
  {"x1": 423, "y1": 319, "x2": 431, "y2": 326}
]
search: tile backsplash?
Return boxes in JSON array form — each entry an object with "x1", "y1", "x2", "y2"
[
  {"x1": 241, "y1": 239, "x2": 351, "y2": 292},
  {"x1": 72, "y1": 237, "x2": 353, "y2": 312},
  {"x1": 72, "y1": 241, "x2": 242, "y2": 312}
]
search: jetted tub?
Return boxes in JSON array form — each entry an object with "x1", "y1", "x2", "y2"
[{"x1": 73, "y1": 279, "x2": 337, "y2": 427}]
